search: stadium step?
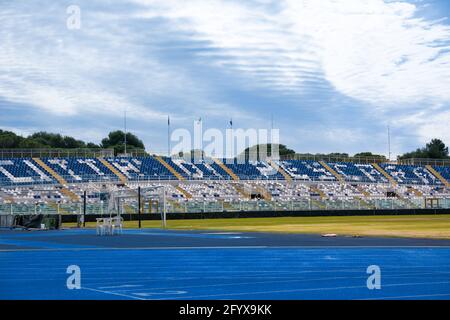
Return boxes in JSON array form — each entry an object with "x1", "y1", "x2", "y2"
[
  {"x1": 33, "y1": 158, "x2": 80, "y2": 201},
  {"x1": 98, "y1": 158, "x2": 128, "y2": 184},
  {"x1": 398, "y1": 195, "x2": 419, "y2": 209},
  {"x1": 310, "y1": 199, "x2": 326, "y2": 209},
  {"x1": 425, "y1": 165, "x2": 450, "y2": 187},
  {"x1": 213, "y1": 158, "x2": 239, "y2": 181},
  {"x1": 60, "y1": 188, "x2": 80, "y2": 202},
  {"x1": 154, "y1": 156, "x2": 185, "y2": 181},
  {"x1": 124, "y1": 203, "x2": 135, "y2": 214},
  {"x1": 175, "y1": 185, "x2": 192, "y2": 199},
  {"x1": 33, "y1": 158, "x2": 67, "y2": 185},
  {"x1": 319, "y1": 161, "x2": 344, "y2": 183},
  {"x1": 356, "y1": 186, "x2": 371, "y2": 197},
  {"x1": 253, "y1": 184, "x2": 272, "y2": 200},
  {"x1": 409, "y1": 186, "x2": 423, "y2": 197},
  {"x1": 310, "y1": 185, "x2": 326, "y2": 199},
  {"x1": 48, "y1": 201, "x2": 71, "y2": 215},
  {"x1": 355, "y1": 196, "x2": 375, "y2": 209},
  {"x1": 233, "y1": 183, "x2": 251, "y2": 199},
  {"x1": 268, "y1": 160, "x2": 292, "y2": 182},
  {"x1": 372, "y1": 163, "x2": 397, "y2": 185}
]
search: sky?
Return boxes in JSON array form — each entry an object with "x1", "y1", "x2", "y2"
[{"x1": 1, "y1": 0, "x2": 450, "y2": 158}]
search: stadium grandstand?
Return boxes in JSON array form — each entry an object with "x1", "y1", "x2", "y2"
[{"x1": 1, "y1": 150, "x2": 449, "y2": 217}]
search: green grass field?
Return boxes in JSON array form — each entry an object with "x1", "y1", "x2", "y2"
[{"x1": 66, "y1": 214, "x2": 450, "y2": 239}]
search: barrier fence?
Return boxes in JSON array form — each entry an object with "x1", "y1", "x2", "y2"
[{"x1": 1, "y1": 197, "x2": 449, "y2": 216}]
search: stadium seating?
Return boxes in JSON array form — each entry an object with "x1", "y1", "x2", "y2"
[
  {"x1": 40, "y1": 158, "x2": 116, "y2": 183},
  {"x1": 327, "y1": 162, "x2": 389, "y2": 183},
  {"x1": 432, "y1": 165, "x2": 450, "y2": 183},
  {"x1": 278, "y1": 160, "x2": 336, "y2": 181},
  {"x1": 0, "y1": 158, "x2": 54, "y2": 185},
  {"x1": 1, "y1": 156, "x2": 450, "y2": 208},
  {"x1": 1, "y1": 156, "x2": 449, "y2": 186},
  {"x1": 105, "y1": 157, "x2": 178, "y2": 180},
  {"x1": 221, "y1": 159, "x2": 284, "y2": 180},
  {"x1": 169, "y1": 158, "x2": 229, "y2": 180},
  {"x1": 379, "y1": 164, "x2": 442, "y2": 185}
]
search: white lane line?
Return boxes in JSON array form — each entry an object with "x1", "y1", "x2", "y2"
[
  {"x1": 98, "y1": 284, "x2": 143, "y2": 289},
  {"x1": 91, "y1": 270, "x2": 450, "y2": 293},
  {"x1": 362, "y1": 293, "x2": 450, "y2": 300},
  {"x1": 157, "y1": 280, "x2": 450, "y2": 300},
  {"x1": 2, "y1": 245, "x2": 450, "y2": 252},
  {"x1": 0, "y1": 246, "x2": 268, "y2": 252},
  {"x1": 81, "y1": 286, "x2": 146, "y2": 300}
]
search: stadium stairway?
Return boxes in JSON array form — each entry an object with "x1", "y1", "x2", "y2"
[
  {"x1": 409, "y1": 186, "x2": 423, "y2": 197},
  {"x1": 175, "y1": 185, "x2": 192, "y2": 199},
  {"x1": 357, "y1": 186, "x2": 371, "y2": 197},
  {"x1": 426, "y1": 165, "x2": 450, "y2": 187},
  {"x1": 32, "y1": 158, "x2": 79, "y2": 201},
  {"x1": 213, "y1": 158, "x2": 239, "y2": 181},
  {"x1": 268, "y1": 160, "x2": 292, "y2": 183},
  {"x1": 372, "y1": 163, "x2": 397, "y2": 185},
  {"x1": 310, "y1": 185, "x2": 326, "y2": 199},
  {"x1": 355, "y1": 196, "x2": 375, "y2": 209},
  {"x1": 254, "y1": 184, "x2": 272, "y2": 200},
  {"x1": 319, "y1": 161, "x2": 344, "y2": 183},
  {"x1": 233, "y1": 183, "x2": 251, "y2": 199},
  {"x1": 47, "y1": 201, "x2": 72, "y2": 215},
  {"x1": 97, "y1": 158, "x2": 127, "y2": 184},
  {"x1": 154, "y1": 156, "x2": 185, "y2": 180}
]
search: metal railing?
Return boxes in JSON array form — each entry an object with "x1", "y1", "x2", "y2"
[
  {"x1": 0, "y1": 148, "x2": 114, "y2": 158},
  {"x1": 1, "y1": 197, "x2": 449, "y2": 216},
  {"x1": 398, "y1": 158, "x2": 450, "y2": 167}
]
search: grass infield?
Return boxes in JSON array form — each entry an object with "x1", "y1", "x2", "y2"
[{"x1": 64, "y1": 214, "x2": 450, "y2": 239}]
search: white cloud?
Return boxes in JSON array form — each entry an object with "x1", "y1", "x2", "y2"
[
  {"x1": 396, "y1": 106, "x2": 450, "y2": 144},
  {"x1": 134, "y1": 0, "x2": 450, "y2": 106},
  {"x1": 2, "y1": 0, "x2": 450, "y2": 153}
]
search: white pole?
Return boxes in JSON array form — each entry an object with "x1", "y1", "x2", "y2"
[
  {"x1": 162, "y1": 186, "x2": 167, "y2": 228},
  {"x1": 388, "y1": 124, "x2": 391, "y2": 161},
  {"x1": 124, "y1": 109, "x2": 127, "y2": 155}
]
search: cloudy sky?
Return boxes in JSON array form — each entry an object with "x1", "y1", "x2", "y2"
[{"x1": 1, "y1": 0, "x2": 450, "y2": 157}]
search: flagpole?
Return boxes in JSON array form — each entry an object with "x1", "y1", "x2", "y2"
[
  {"x1": 124, "y1": 109, "x2": 127, "y2": 155},
  {"x1": 230, "y1": 118, "x2": 233, "y2": 159},
  {"x1": 167, "y1": 115, "x2": 170, "y2": 157},
  {"x1": 388, "y1": 124, "x2": 391, "y2": 161}
]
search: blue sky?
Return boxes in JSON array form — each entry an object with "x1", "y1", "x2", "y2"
[{"x1": 1, "y1": 0, "x2": 450, "y2": 158}]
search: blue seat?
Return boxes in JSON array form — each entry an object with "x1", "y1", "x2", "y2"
[
  {"x1": 279, "y1": 160, "x2": 335, "y2": 181},
  {"x1": 327, "y1": 162, "x2": 388, "y2": 183},
  {"x1": 380, "y1": 164, "x2": 442, "y2": 185},
  {"x1": 0, "y1": 158, "x2": 54, "y2": 186}
]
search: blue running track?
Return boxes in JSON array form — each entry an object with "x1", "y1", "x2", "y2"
[{"x1": 1, "y1": 228, "x2": 450, "y2": 300}]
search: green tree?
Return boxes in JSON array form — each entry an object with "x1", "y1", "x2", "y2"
[
  {"x1": 0, "y1": 130, "x2": 24, "y2": 148},
  {"x1": 241, "y1": 144, "x2": 296, "y2": 159},
  {"x1": 399, "y1": 139, "x2": 449, "y2": 159},
  {"x1": 101, "y1": 130, "x2": 145, "y2": 155},
  {"x1": 1, "y1": 128, "x2": 101, "y2": 150},
  {"x1": 28, "y1": 132, "x2": 86, "y2": 148},
  {"x1": 353, "y1": 152, "x2": 387, "y2": 161}
]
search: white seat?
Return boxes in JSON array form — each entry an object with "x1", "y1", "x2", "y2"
[
  {"x1": 110, "y1": 216, "x2": 123, "y2": 235},
  {"x1": 96, "y1": 218, "x2": 112, "y2": 236}
]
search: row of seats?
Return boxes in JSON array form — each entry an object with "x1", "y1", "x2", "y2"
[
  {"x1": 0, "y1": 157, "x2": 449, "y2": 186},
  {"x1": 3, "y1": 181, "x2": 449, "y2": 205},
  {"x1": 380, "y1": 164, "x2": 443, "y2": 185},
  {"x1": 327, "y1": 162, "x2": 388, "y2": 183}
]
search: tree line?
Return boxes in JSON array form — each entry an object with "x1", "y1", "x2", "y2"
[
  {"x1": 0, "y1": 129, "x2": 145, "y2": 155},
  {"x1": 0, "y1": 128, "x2": 448, "y2": 159}
]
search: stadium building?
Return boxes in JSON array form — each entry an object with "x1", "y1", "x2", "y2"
[{"x1": 1, "y1": 149, "x2": 449, "y2": 218}]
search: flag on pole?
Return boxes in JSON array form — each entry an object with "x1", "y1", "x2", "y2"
[
  {"x1": 168, "y1": 115, "x2": 170, "y2": 126},
  {"x1": 229, "y1": 118, "x2": 233, "y2": 127}
]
